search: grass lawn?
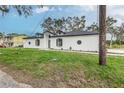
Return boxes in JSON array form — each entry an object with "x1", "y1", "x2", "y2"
[{"x1": 0, "y1": 48, "x2": 124, "y2": 87}]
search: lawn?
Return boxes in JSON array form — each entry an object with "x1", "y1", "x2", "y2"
[{"x1": 0, "y1": 48, "x2": 124, "y2": 87}]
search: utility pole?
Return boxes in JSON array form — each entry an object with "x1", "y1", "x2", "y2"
[{"x1": 99, "y1": 5, "x2": 107, "y2": 65}]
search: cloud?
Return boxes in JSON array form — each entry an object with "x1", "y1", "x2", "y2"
[
  {"x1": 80, "y1": 5, "x2": 124, "y2": 25},
  {"x1": 33, "y1": 5, "x2": 124, "y2": 26},
  {"x1": 107, "y1": 5, "x2": 124, "y2": 25},
  {"x1": 80, "y1": 5, "x2": 97, "y2": 12},
  {"x1": 49, "y1": 7, "x2": 55, "y2": 11},
  {"x1": 35, "y1": 6, "x2": 49, "y2": 13}
]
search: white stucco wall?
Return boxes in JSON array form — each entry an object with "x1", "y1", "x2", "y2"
[
  {"x1": 50, "y1": 35, "x2": 99, "y2": 51},
  {"x1": 23, "y1": 38, "x2": 45, "y2": 49},
  {"x1": 43, "y1": 32, "x2": 50, "y2": 49},
  {"x1": 0, "y1": 40, "x2": 2, "y2": 45},
  {"x1": 23, "y1": 34, "x2": 99, "y2": 52}
]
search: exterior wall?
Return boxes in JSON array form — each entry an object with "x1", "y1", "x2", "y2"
[
  {"x1": 50, "y1": 35, "x2": 99, "y2": 51},
  {"x1": 0, "y1": 38, "x2": 3, "y2": 45},
  {"x1": 0, "y1": 36, "x2": 26, "y2": 47},
  {"x1": 23, "y1": 38, "x2": 45, "y2": 49},
  {"x1": 43, "y1": 32, "x2": 50, "y2": 49},
  {"x1": 12, "y1": 36, "x2": 27, "y2": 47},
  {"x1": 23, "y1": 34, "x2": 99, "y2": 52}
]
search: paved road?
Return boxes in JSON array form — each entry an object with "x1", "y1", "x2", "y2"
[
  {"x1": 0, "y1": 70, "x2": 32, "y2": 88},
  {"x1": 108, "y1": 49, "x2": 124, "y2": 54},
  {"x1": 41, "y1": 49, "x2": 124, "y2": 56}
]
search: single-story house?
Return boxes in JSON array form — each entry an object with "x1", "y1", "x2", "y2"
[{"x1": 23, "y1": 31, "x2": 99, "y2": 52}]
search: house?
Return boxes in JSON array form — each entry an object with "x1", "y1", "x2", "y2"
[
  {"x1": 0, "y1": 37, "x2": 3, "y2": 45},
  {"x1": 23, "y1": 31, "x2": 99, "y2": 52},
  {"x1": 1, "y1": 35, "x2": 27, "y2": 47}
]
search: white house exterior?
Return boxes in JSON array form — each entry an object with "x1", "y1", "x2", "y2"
[{"x1": 23, "y1": 31, "x2": 99, "y2": 52}]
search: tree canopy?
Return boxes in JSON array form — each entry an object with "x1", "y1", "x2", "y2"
[{"x1": 41, "y1": 16, "x2": 86, "y2": 34}]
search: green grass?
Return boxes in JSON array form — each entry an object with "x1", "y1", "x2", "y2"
[{"x1": 0, "y1": 48, "x2": 124, "y2": 87}]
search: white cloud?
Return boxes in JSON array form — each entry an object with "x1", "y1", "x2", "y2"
[
  {"x1": 107, "y1": 5, "x2": 124, "y2": 25},
  {"x1": 81, "y1": 5, "x2": 124, "y2": 25},
  {"x1": 49, "y1": 7, "x2": 55, "y2": 11},
  {"x1": 80, "y1": 5, "x2": 97, "y2": 12},
  {"x1": 35, "y1": 6, "x2": 49, "y2": 13}
]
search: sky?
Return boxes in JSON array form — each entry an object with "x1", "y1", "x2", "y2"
[{"x1": 0, "y1": 5, "x2": 124, "y2": 35}]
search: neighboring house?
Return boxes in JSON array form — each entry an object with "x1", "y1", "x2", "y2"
[
  {"x1": 0, "y1": 37, "x2": 3, "y2": 45},
  {"x1": 23, "y1": 31, "x2": 99, "y2": 52},
  {"x1": 2, "y1": 35, "x2": 27, "y2": 47},
  {"x1": 0, "y1": 36, "x2": 6, "y2": 47}
]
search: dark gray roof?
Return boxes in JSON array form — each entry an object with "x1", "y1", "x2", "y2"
[{"x1": 51, "y1": 31, "x2": 99, "y2": 37}]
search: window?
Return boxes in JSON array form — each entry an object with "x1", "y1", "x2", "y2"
[
  {"x1": 56, "y1": 38, "x2": 62, "y2": 47},
  {"x1": 35, "y1": 39, "x2": 40, "y2": 46},
  {"x1": 28, "y1": 42, "x2": 31, "y2": 45},
  {"x1": 77, "y1": 40, "x2": 82, "y2": 45}
]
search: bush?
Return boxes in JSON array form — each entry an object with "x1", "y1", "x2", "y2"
[{"x1": 106, "y1": 40, "x2": 124, "y2": 48}]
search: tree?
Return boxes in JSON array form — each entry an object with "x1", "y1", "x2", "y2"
[
  {"x1": 87, "y1": 22, "x2": 99, "y2": 32},
  {"x1": 7, "y1": 33, "x2": 27, "y2": 36},
  {"x1": 42, "y1": 17, "x2": 54, "y2": 32},
  {"x1": 0, "y1": 5, "x2": 34, "y2": 17},
  {"x1": 42, "y1": 17, "x2": 66, "y2": 34},
  {"x1": 54, "y1": 18, "x2": 65, "y2": 34},
  {"x1": 73, "y1": 16, "x2": 86, "y2": 31},
  {"x1": 65, "y1": 16, "x2": 86, "y2": 32},
  {"x1": 0, "y1": 32, "x2": 5, "y2": 45},
  {"x1": 99, "y1": 5, "x2": 107, "y2": 65},
  {"x1": 0, "y1": 32, "x2": 3, "y2": 37},
  {"x1": 116, "y1": 23, "x2": 124, "y2": 45},
  {"x1": 0, "y1": 5, "x2": 43, "y2": 17},
  {"x1": 41, "y1": 16, "x2": 86, "y2": 34},
  {"x1": 106, "y1": 16, "x2": 117, "y2": 47}
]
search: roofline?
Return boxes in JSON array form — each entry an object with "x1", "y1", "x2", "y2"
[
  {"x1": 23, "y1": 37, "x2": 43, "y2": 39},
  {"x1": 50, "y1": 33, "x2": 99, "y2": 38},
  {"x1": 23, "y1": 32, "x2": 99, "y2": 39},
  {"x1": 43, "y1": 31, "x2": 56, "y2": 35}
]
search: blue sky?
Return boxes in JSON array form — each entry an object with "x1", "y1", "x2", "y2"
[
  {"x1": 0, "y1": 5, "x2": 98, "y2": 35},
  {"x1": 0, "y1": 5, "x2": 124, "y2": 35}
]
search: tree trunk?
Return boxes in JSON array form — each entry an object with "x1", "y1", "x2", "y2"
[{"x1": 99, "y1": 5, "x2": 107, "y2": 65}]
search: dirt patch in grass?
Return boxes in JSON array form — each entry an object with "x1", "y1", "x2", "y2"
[
  {"x1": 0, "y1": 64, "x2": 86, "y2": 88},
  {"x1": 0, "y1": 64, "x2": 111, "y2": 88}
]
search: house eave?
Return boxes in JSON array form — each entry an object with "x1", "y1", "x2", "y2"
[
  {"x1": 50, "y1": 33, "x2": 99, "y2": 38},
  {"x1": 23, "y1": 37, "x2": 44, "y2": 39}
]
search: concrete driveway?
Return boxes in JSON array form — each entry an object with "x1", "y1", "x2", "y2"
[
  {"x1": 0, "y1": 70, "x2": 32, "y2": 88},
  {"x1": 108, "y1": 49, "x2": 124, "y2": 54}
]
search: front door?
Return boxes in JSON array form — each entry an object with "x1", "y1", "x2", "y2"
[{"x1": 48, "y1": 40, "x2": 51, "y2": 48}]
